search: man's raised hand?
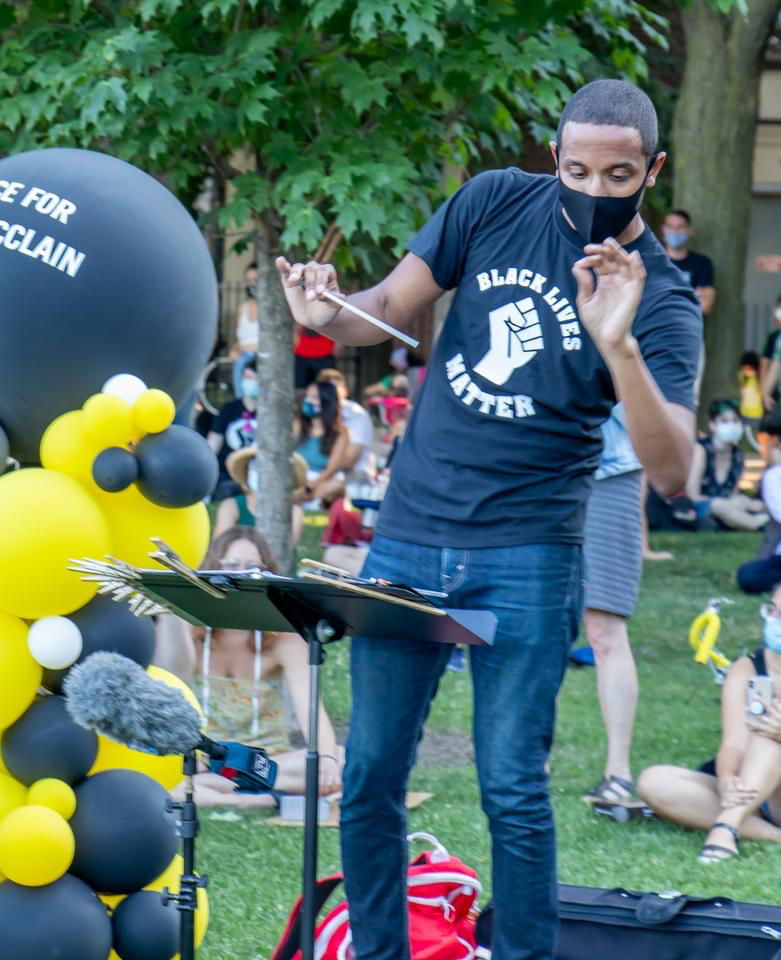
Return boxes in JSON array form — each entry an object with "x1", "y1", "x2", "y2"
[
  {"x1": 275, "y1": 257, "x2": 341, "y2": 330},
  {"x1": 572, "y1": 237, "x2": 646, "y2": 360}
]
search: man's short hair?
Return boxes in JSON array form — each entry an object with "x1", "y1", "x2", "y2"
[
  {"x1": 317, "y1": 367, "x2": 346, "y2": 388},
  {"x1": 557, "y1": 79, "x2": 658, "y2": 157},
  {"x1": 244, "y1": 357, "x2": 257, "y2": 373},
  {"x1": 668, "y1": 209, "x2": 691, "y2": 225}
]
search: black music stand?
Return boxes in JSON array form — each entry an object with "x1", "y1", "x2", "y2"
[{"x1": 75, "y1": 554, "x2": 496, "y2": 960}]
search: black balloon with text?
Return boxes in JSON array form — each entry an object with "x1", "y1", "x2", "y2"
[{"x1": 0, "y1": 148, "x2": 217, "y2": 462}]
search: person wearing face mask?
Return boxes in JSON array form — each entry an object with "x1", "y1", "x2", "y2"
[
  {"x1": 206, "y1": 359, "x2": 258, "y2": 501},
  {"x1": 661, "y1": 210, "x2": 716, "y2": 317},
  {"x1": 637, "y1": 581, "x2": 781, "y2": 863},
  {"x1": 685, "y1": 398, "x2": 767, "y2": 531},
  {"x1": 230, "y1": 262, "x2": 260, "y2": 398},
  {"x1": 293, "y1": 380, "x2": 351, "y2": 506},
  {"x1": 274, "y1": 79, "x2": 701, "y2": 960}
]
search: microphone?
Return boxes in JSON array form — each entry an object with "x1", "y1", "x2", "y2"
[{"x1": 64, "y1": 651, "x2": 277, "y2": 791}]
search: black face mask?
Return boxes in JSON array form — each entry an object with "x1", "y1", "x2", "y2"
[{"x1": 557, "y1": 155, "x2": 656, "y2": 245}]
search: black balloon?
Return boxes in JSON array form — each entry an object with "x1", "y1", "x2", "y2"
[
  {"x1": 42, "y1": 593, "x2": 155, "y2": 694},
  {"x1": 0, "y1": 148, "x2": 217, "y2": 463},
  {"x1": 70, "y1": 770, "x2": 178, "y2": 893},
  {"x1": 135, "y1": 424, "x2": 219, "y2": 507},
  {"x1": 112, "y1": 890, "x2": 180, "y2": 960},
  {"x1": 1, "y1": 695, "x2": 97, "y2": 786},
  {"x1": 93, "y1": 446, "x2": 139, "y2": 492},
  {"x1": 0, "y1": 873, "x2": 112, "y2": 960}
]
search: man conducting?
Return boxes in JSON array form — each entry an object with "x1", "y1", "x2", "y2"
[{"x1": 276, "y1": 79, "x2": 701, "y2": 960}]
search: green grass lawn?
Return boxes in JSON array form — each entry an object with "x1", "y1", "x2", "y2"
[{"x1": 197, "y1": 526, "x2": 781, "y2": 960}]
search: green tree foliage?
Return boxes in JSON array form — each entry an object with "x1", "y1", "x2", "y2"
[
  {"x1": 0, "y1": 0, "x2": 670, "y2": 261},
  {"x1": 0, "y1": 0, "x2": 677, "y2": 568}
]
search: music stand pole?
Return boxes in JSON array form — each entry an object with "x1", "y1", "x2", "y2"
[{"x1": 299, "y1": 619, "x2": 336, "y2": 960}]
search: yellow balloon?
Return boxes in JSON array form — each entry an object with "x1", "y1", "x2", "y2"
[
  {"x1": 150, "y1": 855, "x2": 209, "y2": 950},
  {"x1": 0, "y1": 612, "x2": 42, "y2": 729},
  {"x1": 27, "y1": 779, "x2": 77, "y2": 820},
  {"x1": 39, "y1": 410, "x2": 102, "y2": 489},
  {"x1": 0, "y1": 469, "x2": 112, "y2": 618},
  {"x1": 147, "y1": 665, "x2": 203, "y2": 717},
  {"x1": 97, "y1": 485, "x2": 209, "y2": 569},
  {"x1": 0, "y1": 805, "x2": 74, "y2": 886},
  {"x1": 89, "y1": 733, "x2": 185, "y2": 792},
  {"x1": 146, "y1": 852, "x2": 185, "y2": 894},
  {"x1": 133, "y1": 389, "x2": 176, "y2": 435},
  {"x1": 0, "y1": 771, "x2": 27, "y2": 821},
  {"x1": 82, "y1": 393, "x2": 134, "y2": 448}
]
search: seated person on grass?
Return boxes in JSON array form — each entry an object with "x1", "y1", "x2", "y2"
[
  {"x1": 685, "y1": 398, "x2": 768, "y2": 531},
  {"x1": 316, "y1": 368, "x2": 376, "y2": 484},
  {"x1": 173, "y1": 526, "x2": 343, "y2": 808},
  {"x1": 294, "y1": 380, "x2": 351, "y2": 506},
  {"x1": 213, "y1": 444, "x2": 306, "y2": 547},
  {"x1": 638, "y1": 581, "x2": 781, "y2": 863}
]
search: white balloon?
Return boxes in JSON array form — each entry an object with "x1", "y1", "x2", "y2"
[
  {"x1": 27, "y1": 616, "x2": 83, "y2": 670},
  {"x1": 101, "y1": 373, "x2": 148, "y2": 406}
]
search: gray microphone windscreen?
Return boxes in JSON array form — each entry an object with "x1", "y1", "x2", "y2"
[{"x1": 64, "y1": 651, "x2": 203, "y2": 755}]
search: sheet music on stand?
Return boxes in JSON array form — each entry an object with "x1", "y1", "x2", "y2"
[
  {"x1": 69, "y1": 552, "x2": 496, "y2": 646},
  {"x1": 148, "y1": 567, "x2": 493, "y2": 647}
]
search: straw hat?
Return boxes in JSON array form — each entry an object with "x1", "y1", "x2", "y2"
[{"x1": 226, "y1": 445, "x2": 308, "y2": 491}]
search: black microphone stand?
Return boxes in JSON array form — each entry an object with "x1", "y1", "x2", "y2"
[{"x1": 164, "y1": 749, "x2": 207, "y2": 960}]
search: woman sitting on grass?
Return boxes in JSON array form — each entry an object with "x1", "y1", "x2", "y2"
[
  {"x1": 685, "y1": 398, "x2": 768, "y2": 532},
  {"x1": 638, "y1": 581, "x2": 781, "y2": 863},
  {"x1": 176, "y1": 526, "x2": 343, "y2": 807}
]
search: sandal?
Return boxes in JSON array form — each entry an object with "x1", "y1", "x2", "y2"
[
  {"x1": 698, "y1": 821, "x2": 740, "y2": 864},
  {"x1": 582, "y1": 775, "x2": 635, "y2": 804}
]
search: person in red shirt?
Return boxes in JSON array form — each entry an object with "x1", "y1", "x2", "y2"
[{"x1": 295, "y1": 325, "x2": 335, "y2": 389}]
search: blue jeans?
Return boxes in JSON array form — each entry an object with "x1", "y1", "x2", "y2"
[{"x1": 340, "y1": 534, "x2": 585, "y2": 960}]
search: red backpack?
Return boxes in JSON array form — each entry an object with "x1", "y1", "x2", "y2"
[{"x1": 272, "y1": 833, "x2": 483, "y2": 960}]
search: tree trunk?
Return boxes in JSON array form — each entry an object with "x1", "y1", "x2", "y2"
[
  {"x1": 671, "y1": 0, "x2": 779, "y2": 416},
  {"x1": 253, "y1": 217, "x2": 295, "y2": 573}
]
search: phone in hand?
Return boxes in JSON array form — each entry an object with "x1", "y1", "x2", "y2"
[{"x1": 747, "y1": 675, "x2": 774, "y2": 716}]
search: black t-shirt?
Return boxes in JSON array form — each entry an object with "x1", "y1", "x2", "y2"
[
  {"x1": 669, "y1": 250, "x2": 714, "y2": 290},
  {"x1": 210, "y1": 398, "x2": 256, "y2": 479},
  {"x1": 375, "y1": 169, "x2": 701, "y2": 548}
]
